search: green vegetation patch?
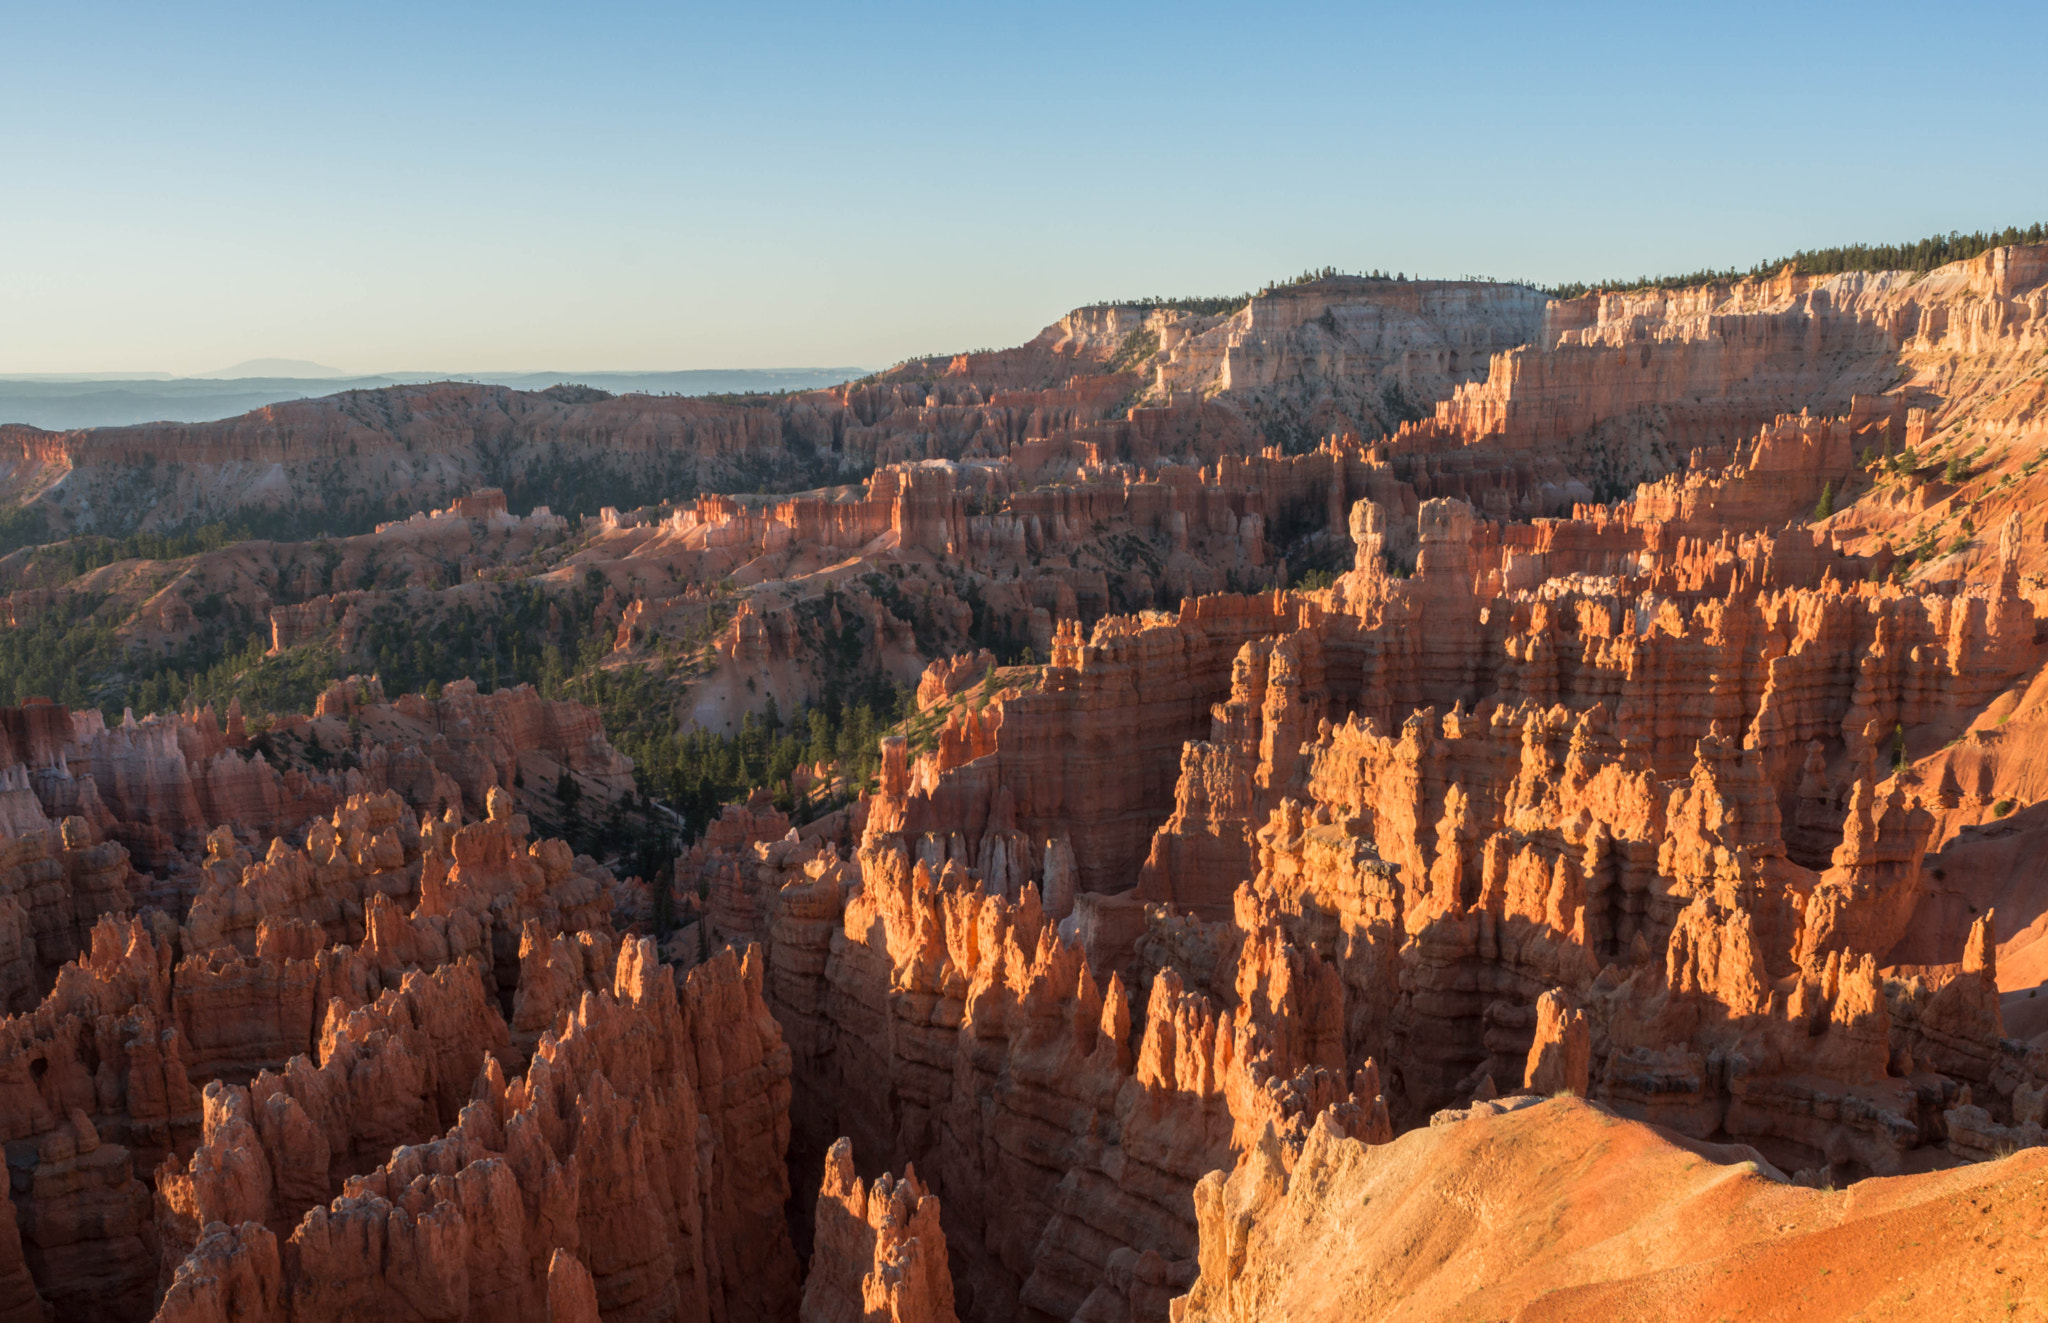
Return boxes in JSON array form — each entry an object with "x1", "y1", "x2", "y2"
[
  {"x1": 1106, "y1": 328, "x2": 1161, "y2": 374},
  {"x1": 1545, "y1": 222, "x2": 2048, "y2": 300}
]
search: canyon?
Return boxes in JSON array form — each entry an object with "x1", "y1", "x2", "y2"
[{"x1": 4, "y1": 246, "x2": 2048, "y2": 1320}]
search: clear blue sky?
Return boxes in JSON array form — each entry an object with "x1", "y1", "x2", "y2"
[{"x1": 5, "y1": 0, "x2": 2044, "y2": 376}]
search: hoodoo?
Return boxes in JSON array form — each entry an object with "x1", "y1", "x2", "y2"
[{"x1": 6, "y1": 236, "x2": 2048, "y2": 1321}]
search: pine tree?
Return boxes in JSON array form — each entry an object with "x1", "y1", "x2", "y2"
[{"x1": 1813, "y1": 481, "x2": 1835, "y2": 521}]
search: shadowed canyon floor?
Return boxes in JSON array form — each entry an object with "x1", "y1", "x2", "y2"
[{"x1": 3, "y1": 245, "x2": 2048, "y2": 1320}]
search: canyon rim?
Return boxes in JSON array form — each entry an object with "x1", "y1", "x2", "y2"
[{"x1": 4, "y1": 239, "x2": 2048, "y2": 1322}]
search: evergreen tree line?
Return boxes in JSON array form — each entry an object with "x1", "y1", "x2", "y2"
[
  {"x1": 0, "y1": 577, "x2": 620, "y2": 724},
  {"x1": 1266, "y1": 266, "x2": 1419, "y2": 289},
  {"x1": 0, "y1": 581, "x2": 919, "y2": 901},
  {"x1": 565, "y1": 662, "x2": 910, "y2": 840},
  {"x1": 38, "y1": 520, "x2": 265, "y2": 581},
  {"x1": 356, "y1": 583, "x2": 911, "y2": 841},
  {"x1": 1545, "y1": 222, "x2": 2048, "y2": 300},
  {"x1": 353, "y1": 581, "x2": 608, "y2": 701},
  {"x1": 0, "y1": 593, "x2": 343, "y2": 720},
  {"x1": 1089, "y1": 293, "x2": 1253, "y2": 316},
  {"x1": 1087, "y1": 266, "x2": 1440, "y2": 320}
]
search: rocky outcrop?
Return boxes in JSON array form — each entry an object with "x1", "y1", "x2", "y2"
[
  {"x1": 810, "y1": 838, "x2": 1225, "y2": 1320},
  {"x1": 0, "y1": 917, "x2": 192, "y2": 1320},
  {"x1": 177, "y1": 787, "x2": 615, "y2": 1002},
  {"x1": 0, "y1": 810, "x2": 140, "y2": 1010},
  {"x1": 152, "y1": 956, "x2": 514, "y2": 1278},
  {"x1": 1397, "y1": 252, "x2": 2048, "y2": 474},
  {"x1": 0, "y1": 686, "x2": 636, "y2": 884},
  {"x1": 0, "y1": 1186, "x2": 47, "y2": 1323},
  {"x1": 802, "y1": 1139, "x2": 957, "y2": 1323},
  {"x1": 726, "y1": 486, "x2": 2047, "y2": 1210},
  {"x1": 148, "y1": 941, "x2": 797, "y2": 1323},
  {"x1": 10, "y1": 246, "x2": 2048, "y2": 1323},
  {"x1": 1521, "y1": 988, "x2": 1589, "y2": 1095},
  {"x1": 0, "y1": 772, "x2": 631, "y2": 1320},
  {"x1": 867, "y1": 593, "x2": 1335, "y2": 899},
  {"x1": 682, "y1": 813, "x2": 1406, "y2": 1322},
  {"x1": 647, "y1": 482, "x2": 2046, "y2": 1320}
]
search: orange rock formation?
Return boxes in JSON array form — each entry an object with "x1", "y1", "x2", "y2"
[
  {"x1": 4, "y1": 247, "x2": 2047, "y2": 1320},
  {"x1": 676, "y1": 245, "x2": 2048, "y2": 1323},
  {"x1": 803, "y1": 1139, "x2": 957, "y2": 1323}
]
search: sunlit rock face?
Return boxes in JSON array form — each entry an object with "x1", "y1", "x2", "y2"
[{"x1": 3, "y1": 248, "x2": 2048, "y2": 1321}]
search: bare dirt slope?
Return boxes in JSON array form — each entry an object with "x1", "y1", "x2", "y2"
[{"x1": 1180, "y1": 1095, "x2": 2048, "y2": 1323}]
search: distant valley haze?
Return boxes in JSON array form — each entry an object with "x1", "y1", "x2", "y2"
[
  {"x1": 0, "y1": 366, "x2": 873, "y2": 429},
  {"x1": 191, "y1": 358, "x2": 352, "y2": 379}
]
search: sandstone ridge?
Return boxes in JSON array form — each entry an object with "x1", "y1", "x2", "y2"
[{"x1": 5, "y1": 247, "x2": 2048, "y2": 1322}]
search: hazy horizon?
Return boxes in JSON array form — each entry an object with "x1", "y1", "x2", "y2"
[
  {"x1": 0, "y1": 367, "x2": 877, "y2": 429},
  {"x1": 7, "y1": 0, "x2": 2045, "y2": 377},
  {"x1": 0, "y1": 364, "x2": 875, "y2": 383}
]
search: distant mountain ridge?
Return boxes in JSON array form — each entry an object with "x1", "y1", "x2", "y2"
[
  {"x1": 192, "y1": 357, "x2": 350, "y2": 379},
  {"x1": 0, "y1": 366, "x2": 872, "y2": 429}
]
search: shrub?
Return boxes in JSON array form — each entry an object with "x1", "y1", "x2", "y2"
[{"x1": 1106, "y1": 327, "x2": 1161, "y2": 374}]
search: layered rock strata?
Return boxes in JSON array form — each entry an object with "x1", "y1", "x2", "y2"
[
  {"x1": 8, "y1": 247, "x2": 2048, "y2": 1321},
  {"x1": 688, "y1": 467, "x2": 2048, "y2": 1316}
]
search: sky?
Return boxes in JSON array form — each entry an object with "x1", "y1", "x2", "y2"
[{"x1": 4, "y1": 0, "x2": 2045, "y2": 377}]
